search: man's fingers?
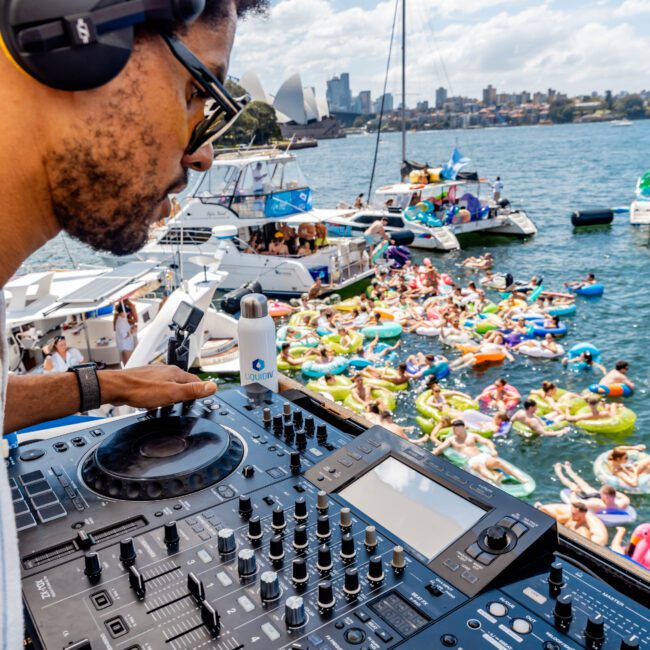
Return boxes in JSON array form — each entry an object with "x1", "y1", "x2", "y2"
[{"x1": 174, "y1": 380, "x2": 217, "y2": 401}]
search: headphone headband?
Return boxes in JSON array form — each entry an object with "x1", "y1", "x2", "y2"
[{"x1": 0, "y1": 0, "x2": 206, "y2": 90}]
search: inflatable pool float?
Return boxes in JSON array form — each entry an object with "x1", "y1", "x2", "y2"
[
  {"x1": 475, "y1": 319, "x2": 501, "y2": 335},
  {"x1": 361, "y1": 322, "x2": 403, "y2": 340},
  {"x1": 512, "y1": 417, "x2": 567, "y2": 438},
  {"x1": 481, "y1": 302, "x2": 499, "y2": 314},
  {"x1": 517, "y1": 341, "x2": 565, "y2": 359},
  {"x1": 276, "y1": 326, "x2": 319, "y2": 350},
  {"x1": 572, "y1": 406, "x2": 636, "y2": 434},
  {"x1": 349, "y1": 342, "x2": 398, "y2": 368},
  {"x1": 588, "y1": 383, "x2": 633, "y2": 398},
  {"x1": 478, "y1": 383, "x2": 520, "y2": 410},
  {"x1": 456, "y1": 343, "x2": 506, "y2": 365},
  {"x1": 415, "y1": 390, "x2": 478, "y2": 420},
  {"x1": 526, "y1": 389, "x2": 585, "y2": 416},
  {"x1": 289, "y1": 310, "x2": 319, "y2": 327},
  {"x1": 528, "y1": 320, "x2": 568, "y2": 338},
  {"x1": 547, "y1": 304, "x2": 576, "y2": 317},
  {"x1": 344, "y1": 388, "x2": 396, "y2": 414},
  {"x1": 301, "y1": 356, "x2": 349, "y2": 378},
  {"x1": 458, "y1": 410, "x2": 508, "y2": 438},
  {"x1": 334, "y1": 299, "x2": 360, "y2": 312},
  {"x1": 415, "y1": 325, "x2": 441, "y2": 337},
  {"x1": 268, "y1": 300, "x2": 293, "y2": 318},
  {"x1": 277, "y1": 346, "x2": 318, "y2": 371},
  {"x1": 371, "y1": 241, "x2": 389, "y2": 263},
  {"x1": 504, "y1": 331, "x2": 533, "y2": 346},
  {"x1": 593, "y1": 450, "x2": 650, "y2": 495},
  {"x1": 498, "y1": 298, "x2": 527, "y2": 311},
  {"x1": 320, "y1": 331, "x2": 363, "y2": 355},
  {"x1": 363, "y1": 368, "x2": 408, "y2": 392},
  {"x1": 559, "y1": 489, "x2": 637, "y2": 526},
  {"x1": 566, "y1": 342, "x2": 602, "y2": 372},
  {"x1": 629, "y1": 523, "x2": 650, "y2": 570},
  {"x1": 305, "y1": 376, "x2": 353, "y2": 401},
  {"x1": 416, "y1": 416, "x2": 450, "y2": 437},
  {"x1": 406, "y1": 359, "x2": 450, "y2": 381},
  {"x1": 573, "y1": 284, "x2": 605, "y2": 297}
]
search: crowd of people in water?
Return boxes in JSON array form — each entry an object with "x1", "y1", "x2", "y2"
[{"x1": 272, "y1": 251, "x2": 649, "y2": 569}]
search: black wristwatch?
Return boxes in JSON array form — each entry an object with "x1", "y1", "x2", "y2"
[{"x1": 68, "y1": 363, "x2": 101, "y2": 412}]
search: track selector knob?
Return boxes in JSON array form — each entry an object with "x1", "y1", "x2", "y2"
[
  {"x1": 304, "y1": 416, "x2": 315, "y2": 435},
  {"x1": 119, "y1": 538, "x2": 137, "y2": 567},
  {"x1": 316, "y1": 423, "x2": 328, "y2": 443},
  {"x1": 367, "y1": 556, "x2": 384, "y2": 585},
  {"x1": 164, "y1": 521, "x2": 179, "y2": 549},
  {"x1": 238, "y1": 549, "x2": 257, "y2": 578},
  {"x1": 584, "y1": 614, "x2": 605, "y2": 648},
  {"x1": 217, "y1": 528, "x2": 236, "y2": 555},
  {"x1": 317, "y1": 580, "x2": 335, "y2": 614},
  {"x1": 316, "y1": 515, "x2": 331, "y2": 541},
  {"x1": 293, "y1": 524, "x2": 308, "y2": 551},
  {"x1": 317, "y1": 490, "x2": 329, "y2": 512},
  {"x1": 290, "y1": 451, "x2": 301, "y2": 473},
  {"x1": 554, "y1": 594, "x2": 573, "y2": 629},
  {"x1": 292, "y1": 557, "x2": 308, "y2": 586},
  {"x1": 392, "y1": 545, "x2": 406, "y2": 572},
  {"x1": 344, "y1": 567, "x2": 361, "y2": 598},
  {"x1": 340, "y1": 533, "x2": 356, "y2": 561},
  {"x1": 238, "y1": 494, "x2": 253, "y2": 518},
  {"x1": 84, "y1": 552, "x2": 102, "y2": 582},
  {"x1": 248, "y1": 516, "x2": 263, "y2": 542},
  {"x1": 295, "y1": 430, "x2": 307, "y2": 450},
  {"x1": 365, "y1": 525, "x2": 378, "y2": 552},
  {"x1": 201, "y1": 601, "x2": 221, "y2": 636},
  {"x1": 260, "y1": 571, "x2": 281, "y2": 603},
  {"x1": 484, "y1": 525, "x2": 509, "y2": 552},
  {"x1": 339, "y1": 507, "x2": 352, "y2": 530},
  {"x1": 242, "y1": 465, "x2": 255, "y2": 478},
  {"x1": 294, "y1": 497, "x2": 308, "y2": 521},
  {"x1": 620, "y1": 635, "x2": 641, "y2": 650},
  {"x1": 285, "y1": 595, "x2": 306, "y2": 629},
  {"x1": 317, "y1": 544, "x2": 333, "y2": 573},
  {"x1": 129, "y1": 566, "x2": 146, "y2": 599},
  {"x1": 272, "y1": 506, "x2": 286, "y2": 531},
  {"x1": 269, "y1": 535, "x2": 285, "y2": 562}
]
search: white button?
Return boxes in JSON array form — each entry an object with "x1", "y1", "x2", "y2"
[
  {"x1": 238, "y1": 595, "x2": 255, "y2": 612},
  {"x1": 217, "y1": 571, "x2": 233, "y2": 587},
  {"x1": 488, "y1": 601, "x2": 508, "y2": 617},
  {"x1": 261, "y1": 622, "x2": 280, "y2": 641},
  {"x1": 523, "y1": 586, "x2": 547, "y2": 605},
  {"x1": 197, "y1": 549, "x2": 212, "y2": 564},
  {"x1": 512, "y1": 618, "x2": 532, "y2": 635},
  {"x1": 310, "y1": 448, "x2": 323, "y2": 457}
]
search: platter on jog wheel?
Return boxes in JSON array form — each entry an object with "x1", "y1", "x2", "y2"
[{"x1": 81, "y1": 416, "x2": 244, "y2": 500}]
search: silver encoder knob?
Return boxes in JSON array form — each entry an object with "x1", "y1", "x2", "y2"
[
  {"x1": 285, "y1": 595, "x2": 306, "y2": 629},
  {"x1": 238, "y1": 548, "x2": 257, "y2": 578},
  {"x1": 217, "y1": 528, "x2": 236, "y2": 555},
  {"x1": 260, "y1": 570, "x2": 281, "y2": 603}
]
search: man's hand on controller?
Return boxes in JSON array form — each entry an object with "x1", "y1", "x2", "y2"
[{"x1": 100, "y1": 366, "x2": 217, "y2": 410}]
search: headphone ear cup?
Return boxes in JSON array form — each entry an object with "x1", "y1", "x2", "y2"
[{"x1": 171, "y1": 0, "x2": 205, "y2": 23}]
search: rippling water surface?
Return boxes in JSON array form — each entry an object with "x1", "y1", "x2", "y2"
[{"x1": 26, "y1": 122, "x2": 650, "y2": 534}]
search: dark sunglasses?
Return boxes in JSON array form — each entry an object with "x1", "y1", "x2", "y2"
[{"x1": 161, "y1": 33, "x2": 250, "y2": 155}]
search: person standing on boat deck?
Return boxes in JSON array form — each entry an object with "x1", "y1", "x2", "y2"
[
  {"x1": 114, "y1": 302, "x2": 138, "y2": 365},
  {"x1": 0, "y1": 2, "x2": 268, "y2": 647},
  {"x1": 492, "y1": 176, "x2": 504, "y2": 203},
  {"x1": 354, "y1": 193, "x2": 364, "y2": 209},
  {"x1": 364, "y1": 217, "x2": 387, "y2": 247},
  {"x1": 252, "y1": 161, "x2": 266, "y2": 195}
]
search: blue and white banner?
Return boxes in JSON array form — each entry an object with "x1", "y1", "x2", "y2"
[
  {"x1": 264, "y1": 188, "x2": 313, "y2": 218},
  {"x1": 441, "y1": 148, "x2": 470, "y2": 181}
]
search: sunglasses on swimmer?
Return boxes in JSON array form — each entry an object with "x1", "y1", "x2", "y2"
[{"x1": 161, "y1": 33, "x2": 250, "y2": 155}]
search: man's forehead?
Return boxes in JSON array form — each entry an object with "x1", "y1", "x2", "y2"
[{"x1": 186, "y1": 16, "x2": 237, "y2": 83}]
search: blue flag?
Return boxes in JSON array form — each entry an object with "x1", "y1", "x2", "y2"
[{"x1": 441, "y1": 148, "x2": 470, "y2": 180}]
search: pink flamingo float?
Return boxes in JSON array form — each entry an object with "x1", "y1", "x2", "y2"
[{"x1": 629, "y1": 523, "x2": 650, "y2": 569}]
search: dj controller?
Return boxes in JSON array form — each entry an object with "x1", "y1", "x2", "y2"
[{"x1": 6, "y1": 386, "x2": 649, "y2": 650}]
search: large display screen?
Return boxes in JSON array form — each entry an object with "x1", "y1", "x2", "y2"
[{"x1": 339, "y1": 457, "x2": 485, "y2": 560}]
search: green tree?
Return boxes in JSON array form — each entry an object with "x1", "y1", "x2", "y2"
[
  {"x1": 615, "y1": 94, "x2": 646, "y2": 119},
  {"x1": 549, "y1": 98, "x2": 575, "y2": 124},
  {"x1": 353, "y1": 115, "x2": 369, "y2": 128},
  {"x1": 604, "y1": 90, "x2": 613, "y2": 110}
]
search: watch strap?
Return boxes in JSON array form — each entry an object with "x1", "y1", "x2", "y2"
[{"x1": 68, "y1": 364, "x2": 101, "y2": 412}]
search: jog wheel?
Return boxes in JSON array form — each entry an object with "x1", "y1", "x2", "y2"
[{"x1": 81, "y1": 417, "x2": 244, "y2": 500}]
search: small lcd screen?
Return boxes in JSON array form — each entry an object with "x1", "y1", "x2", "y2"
[{"x1": 339, "y1": 457, "x2": 485, "y2": 560}]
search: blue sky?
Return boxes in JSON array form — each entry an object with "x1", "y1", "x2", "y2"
[{"x1": 231, "y1": 0, "x2": 650, "y2": 105}]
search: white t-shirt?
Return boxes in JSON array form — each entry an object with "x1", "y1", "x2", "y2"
[
  {"x1": 48, "y1": 347, "x2": 83, "y2": 372},
  {"x1": 493, "y1": 180, "x2": 504, "y2": 194},
  {"x1": 115, "y1": 315, "x2": 136, "y2": 351},
  {"x1": 0, "y1": 294, "x2": 23, "y2": 649}
]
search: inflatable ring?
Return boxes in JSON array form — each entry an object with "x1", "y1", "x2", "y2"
[
  {"x1": 481, "y1": 302, "x2": 499, "y2": 314},
  {"x1": 498, "y1": 298, "x2": 527, "y2": 311},
  {"x1": 528, "y1": 320, "x2": 568, "y2": 338},
  {"x1": 361, "y1": 323, "x2": 403, "y2": 340},
  {"x1": 415, "y1": 390, "x2": 478, "y2": 420},
  {"x1": 415, "y1": 325, "x2": 441, "y2": 337},
  {"x1": 289, "y1": 310, "x2": 319, "y2": 327},
  {"x1": 526, "y1": 389, "x2": 585, "y2": 416},
  {"x1": 364, "y1": 369, "x2": 408, "y2": 392},
  {"x1": 478, "y1": 384, "x2": 520, "y2": 410},
  {"x1": 343, "y1": 388, "x2": 396, "y2": 414},
  {"x1": 517, "y1": 341, "x2": 565, "y2": 359},
  {"x1": 559, "y1": 489, "x2": 637, "y2": 526},
  {"x1": 334, "y1": 299, "x2": 360, "y2": 313},
  {"x1": 573, "y1": 284, "x2": 605, "y2": 297},
  {"x1": 572, "y1": 406, "x2": 636, "y2": 434},
  {"x1": 277, "y1": 345, "x2": 318, "y2": 371},
  {"x1": 547, "y1": 304, "x2": 576, "y2": 317},
  {"x1": 456, "y1": 344, "x2": 506, "y2": 365},
  {"x1": 416, "y1": 416, "x2": 451, "y2": 438},
  {"x1": 305, "y1": 376, "x2": 353, "y2": 401},
  {"x1": 276, "y1": 325, "x2": 319, "y2": 350},
  {"x1": 268, "y1": 300, "x2": 293, "y2": 318},
  {"x1": 371, "y1": 241, "x2": 390, "y2": 263},
  {"x1": 588, "y1": 383, "x2": 633, "y2": 398},
  {"x1": 301, "y1": 356, "x2": 349, "y2": 379},
  {"x1": 566, "y1": 342, "x2": 602, "y2": 372},
  {"x1": 320, "y1": 331, "x2": 364, "y2": 355},
  {"x1": 594, "y1": 450, "x2": 650, "y2": 495}
]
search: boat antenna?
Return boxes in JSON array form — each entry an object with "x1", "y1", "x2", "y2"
[
  {"x1": 401, "y1": 0, "x2": 406, "y2": 166},
  {"x1": 366, "y1": 0, "x2": 400, "y2": 200},
  {"x1": 61, "y1": 233, "x2": 79, "y2": 269}
]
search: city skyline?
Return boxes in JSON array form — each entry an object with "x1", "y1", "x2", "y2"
[{"x1": 231, "y1": 0, "x2": 650, "y2": 106}]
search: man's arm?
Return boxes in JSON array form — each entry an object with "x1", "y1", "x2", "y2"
[{"x1": 3, "y1": 366, "x2": 216, "y2": 434}]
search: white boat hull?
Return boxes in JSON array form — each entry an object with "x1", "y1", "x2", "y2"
[{"x1": 630, "y1": 201, "x2": 650, "y2": 225}]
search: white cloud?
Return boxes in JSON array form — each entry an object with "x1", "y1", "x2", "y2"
[
  {"x1": 230, "y1": 0, "x2": 650, "y2": 103},
  {"x1": 615, "y1": 0, "x2": 650, "y2": 16}
]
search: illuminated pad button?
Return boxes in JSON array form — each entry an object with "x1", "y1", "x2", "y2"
[
  {"x1": 511, "y1": 619, "x2": 532, "y2": 635},
  {"x1": 487, "y1": 602, "x2": 508, "y2": 617}
]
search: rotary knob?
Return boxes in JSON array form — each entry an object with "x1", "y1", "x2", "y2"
[
  {"x1": 217, "y1": 528, "x2": 236, "y2": 555},
  {"x1": 339, "y1": 507, "x2": 352, "y2": 530},
  {"x1": 242, "y1": 465, "x2": 255, "y2": 478},
  {"x1": 272, "y1": 414, "x2": 283, "y2": 434},
  {"x1": 391, "y1": 545, "x2": 406, "y2": 572},
  {"x1": 262, "y1": 408, "x2": 272, "y2": 427},
  {"x1": 292, "y1": 409, "x2": 303, "y2": 428},
  {"x1": 316, "y1": 515, "x2": 331, "y2": 541},
  {"x1": 364, "y1": 525, "x2": 378, "y2": 552},
  {"x1": 584, "y1": 614, "x2": 605, "y2": 649},
  {"x1": 317, "y1": 491, "x2": 329, "y2": 513},
  {"x1": 294, "y1": 497, "x2": 308, "y2": 521},
  {"x1": 484, "y1": 525, "x2": 509, "y2": 552},
  {"x1": 284, "y1": 423, "x2": 295, "y2": 443},
  {"x1": 269, "y1": 535, "x2": 285, "y2": 563},
  {"x1": 164, "y1": 521, "x2": 180, "y2": 549},
  {"x1": 343, "y1": 567, "x2": 361, "y2": 598},
  {"x1": 316, "y1": 423, "x2": 328, "y2": 443},
  {"x1": 260, "y1": 570, "x2": 281, "y2": 603},
  {"x1": 293, "y1": 525, "x2": 308, "y2": 552},
  {"x1": 317, "y1": 580, "x2": 335, "y2": 614},
  {"x1": 340, "y1": 533, "x2": 356, "y2": 561},
  {"x1": 283, "y1": 402, "x2": 292, "y2": 419},
  {"x1": 296, "y1": 431, "x2": 307, "y2": 450},
  {"x1": 367, "y1": 556, "x2": 384, "y2": 585},
  {"x1": 285, "y1": 595, "x2": 306, "y2": 629},
  {"x1": 119, "y1": 538, "x2": 137, "y2": 567},
  {"x1": 84, "y1": 552, "x2": 102, "y2": 582},
  {"x1": 292, "y1": 557, "x2": 308, "y2": 587},
  {"x1": 548, "y1": 561, "x2": 563, "y2": 587},
  {"x1": 272, "y1": 506, "x2": 286, "y2": 531},
  {"x1": 317, "y1": 544, "x2": 333, "y2": 573},
  {"x1": 238, "y1": 495, "x2": 253, "y2": 518},
  {"x1": 304, "y1": 416, "x2": 315, "y2": 435},
  {"x1": 238, "y1": 548, "x2": 257, "y2": 578},
  {"x1": 289, "y1": 451, "x2": 301, "y2": 473},
  {"x1": 554, "y1": 594, "x2": 573, "y2": 629},
  {"x1": 620, "y1": 635, "x2": 641, "y2": 650},
  {"x1": 248, "y1": 516, "x2": 263, "y2": 543}
]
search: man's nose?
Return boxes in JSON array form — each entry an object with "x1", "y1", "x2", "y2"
[{"x1": 182, "y1": 143, "x2": 213, "y2": 172}]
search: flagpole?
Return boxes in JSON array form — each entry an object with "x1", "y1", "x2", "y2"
[{"x1": 401, "y1": 0, "x2": 406, "y2": 165}]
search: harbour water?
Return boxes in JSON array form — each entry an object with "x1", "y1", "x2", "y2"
[{"x1": 25, "y1": 120, "x2": 650, "y2": 531}]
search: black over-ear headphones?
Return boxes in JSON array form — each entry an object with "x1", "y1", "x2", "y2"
[{"x1": 0, "y1": 0, "x2": 206, "y2": 91}]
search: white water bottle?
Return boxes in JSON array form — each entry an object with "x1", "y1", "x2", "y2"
[{"x1": 238, "y1": 294, "x2": 278, "y2": 392}]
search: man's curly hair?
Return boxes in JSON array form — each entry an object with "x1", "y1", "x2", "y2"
[{"x1": 201, "y1": 0, "x2": 269, "y2": 23}]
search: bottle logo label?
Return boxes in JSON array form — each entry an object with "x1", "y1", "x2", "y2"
[
  {"x1": 252, "y1": 358, "x2": 265, "y2": 372},
  {"x1": 244, "y1": 358, "x2": 275, "y2": 383}
]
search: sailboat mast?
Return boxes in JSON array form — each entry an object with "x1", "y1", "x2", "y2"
[{"x1": 401, "y1": 0, "x2": 406, "y2": 164}]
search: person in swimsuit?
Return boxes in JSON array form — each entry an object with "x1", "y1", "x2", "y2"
[
  {"x1": 600, "y1": 360, "x2": 635, "y2": 392},
  {"x1": 605, "y1": 446, "x2": 648, "y2": 488},
  {"x1": 511, "y1": 400, "x2": 570, "y2": 437},
  {"x1": 559, "y1": 396, "x2": 619, "y2": 423},
  {"x1": 536, "y1": 502, "x2": 608, "y2": 545}
]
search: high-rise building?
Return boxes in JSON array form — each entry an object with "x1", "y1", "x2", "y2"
[
  {"x1": 375, "y1": 93, "x2": 394, "y2": 113},
  {"x1": 326, "y1": 73, "x2": 352, "y2": 111},
  {"x1": 416, "y1": 100, "x2": 429, "y2": 112},
  {"x1": 482, "y1": 84, "x2": 497, "y2": 106},
  {"x1": 358, "y1": 90, "x2": 372, "y2": 115},
  {"x1": 435, "y1": 86, "x2": 447, "y2": 109}
]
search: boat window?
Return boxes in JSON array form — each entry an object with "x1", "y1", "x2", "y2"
[
  {"x1": 386, "y1": 216, "x2": 405, "y2": 228},
  {"x1": 158, "y1": 227, "x2": 213, "y2": 245},
  {"x1": 353, "y1": 214, "x2": 383, "y2": 225},
  {"x1": 370, "y1": 192, "x2": 410, "y2": 210}
]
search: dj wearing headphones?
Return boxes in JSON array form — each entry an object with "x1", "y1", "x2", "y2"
[{"x1": 0, "y1": 1, "x2": 266, "y2": 646}]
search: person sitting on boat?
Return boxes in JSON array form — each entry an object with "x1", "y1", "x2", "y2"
[
  {"x1": 605, "y1": 446, "x2": 649, "y2": 489},
  {"x1": 433, "y1": 420, "x2": 527, "y2": 485},
  {"x1": 553, "y1": 461, "x2": 630, "y2": 513},
  {"x1": 353, "y1": 193, "x2": 365, "y2": 210},
  {"x1": 561, "y1": 349, "x2": 606, "y2": 374},
  {"x1": 364, "y1": 218, "x2": 388, "y2": 247},
  {"x1": 268, "y1": 232, "x2": 289, "y2": 256},
  {"x1": 601, "y1": 360, "x2": 635, "y2": 392},
  {"x1": 559, "y1": 396, "x2": 620, "y2": 423},
  {"x1": 42, "y1": 335, "x2": 84, "y2": 373},
  {"x1": 315, "y1": 223, "x2": 329, "y2": 248},
  {"x1": 245, "y1": 231, "x2": 265, "y2": 254},
  {"x1": 535, "y1": 501, "x2": 607, "y2": 546},
  {"x1": 510, "y1": 399, "x2": 570, "y2": 437},
  {"x1": 384, "y1": 198, "x2": 395, "y2": 209},
  {"x1": 298, "y1": 221, "x2": 317, "y2": 252},
  {"x1": 565, "y1": 272, "x2": 596, "y2": 291},
  {"x1": 296, "y1": 239, "x2": 312, "y2": 256}
]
